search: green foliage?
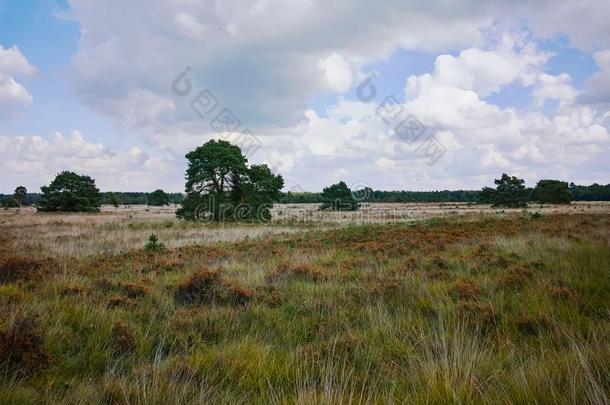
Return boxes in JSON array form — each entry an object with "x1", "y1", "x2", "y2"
[
  {"x1": 176, "y1": 140, "x2": 284, "y2": 221},
  {"x1": 480, "y1": 173, "x2": 529, "y2": 208},
  {"x1": 148, "y1": 189, "x2": 170, "y2": 206},
  {"x1": 13, "y1": 186, "x2": 27, "y2": 206},
  {"x1": 37, "y1": 171, "x2": 101, "y2": 212},
  {"x1": 532, "y1": 180, "x2": 572, "y2": 204},
  {"x1": 108, "y1": 193, "x2": 121, "y2": 208},
  {"x1": 319, "y1": 181, "x2": 360, "y2": 211},
  {"x1": 144, "y1": 233, "x2": 165, "y2": 252},
  {"x1": 1, "y1": 196, "x2": 20, "y2": 208},
  {"x1": 569, "y1": 183, "x2": 610, "y2": 201}
]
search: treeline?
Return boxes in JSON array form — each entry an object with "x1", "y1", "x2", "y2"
[
  {"x1": 280, "y1": 183, "x2": 610, "y2": 204},
  {"x1": 279, "y1": 189, "x2": 480, "y2": 203},
  {"x1": 0, "y1": 191, "x2": 184, "y2": 206},
  {"x1": 569, "y1": 183, "x2": 610, "y2": 201},
  {"x1": 3, "y1": 183, "x2": 610, "y2": 207}
]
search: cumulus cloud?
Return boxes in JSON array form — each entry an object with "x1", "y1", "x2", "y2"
[
  {"x1": 5, "y1": 0, "x2": 606, "y2": 191},
  {"x1": 0, "y1": 131, "x2": 174, "y2": 192},
  {"x1": 255, "y1": 37, "x2": 609, "y2": 191},
  {"x1": 0, "y1": 45, "x2": 35, "y2": 120},
  {"x1": 578, "y1": 50, "x2": 610, "y2": 105}
]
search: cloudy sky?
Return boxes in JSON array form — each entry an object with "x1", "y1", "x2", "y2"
[{"x1": 1, "y1": 0, "x2": 609, "y2": 193}]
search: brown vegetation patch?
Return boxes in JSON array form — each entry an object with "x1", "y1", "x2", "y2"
[
  {"x1": 457, "y1": 301, "x2": 498, "y2": 327},
  {"x1": 107, "y1": 295, "x2": 134, "y2": 309},
  {"x1": 498, "y1": 267, "x2": 534, "y2": 289},
  {"x1": 111, "y1": 321, "x2": 135, "y2": 354},
  {"x1": 512, "y1": 314, "x2": 550, "y2": 335},
  {"x1": 122, "y1": 282, "x2": 149, "y2": 298},
  {"x1": 0, "y1": 316, "x2": 50, "y2": 377},
  {"x1": 454, "y1": 280, "x2": 482, "y2": 301},
  {"x1": 60, "y1": 284, "x2": 87, "y2": 296},
  {"x1": 0, "y1": 256, "x2": 59, "y2": 284},
  {"x1": 174, "y1": 268, "x2": 254, "y2": 306},
  {"x1": 550, "y1": 287, "x2": 581, "y2": 304}
]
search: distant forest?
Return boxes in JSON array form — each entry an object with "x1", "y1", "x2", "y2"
[
  {"x1": 3, "y1": 183, "x2": 609, "y2": 205},
  {"x1": 279, "y1": 183, "x2": 610, "y2": 203}
]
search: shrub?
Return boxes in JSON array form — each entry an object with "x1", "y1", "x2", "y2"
[
  {"x1": 0, "y1": 317, "x2": 50, "y2": 377},
  {"x1": 0, "y1": 257, "x2": 58, "y2": 284},
  {"x1": 454, "y1": 280, "x2": 482, "y2": 300},
  {"x1": 145, "y1": 233, "x2": 165, "y2": 252},
  {"x1": 174, "y1": 269, "x2": 253, "y2": 306},
  {"x1": 111, "y1": 321, "x2": 136, "y2": 354},
  {"x1": 1, "y1": 196, "x2": 20, "y2": 208}
]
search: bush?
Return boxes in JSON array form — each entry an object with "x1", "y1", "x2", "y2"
[
  {"x1": 1, "y1": 196, "x2": 20, "y2": 208},
  {"x1": 145, "y1": 234, "x2": 165, "y2": 252},
  {"x1": 0, "y1": 257, "x2": 59, "y2": 284},
  {"x1": 174, "y1": 269, "x2": 253, "y2": 306},
  {"x1": 0, "y1": 317, "x2": 50, "y2": 377}
]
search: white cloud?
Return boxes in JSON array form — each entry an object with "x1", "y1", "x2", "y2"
[
  {"x1": 319, "y1": 53, "x2": 354, "y2": 93},
  {"x1": 261, "y1": 38, "x2": 610, "y2": 190},
  {"x1": 5, "y1": 1, "x2": 608, "y2": 192},
  {"x1": 533, "y1": 73, "x2": 578, "y2": 107},
  {"x1": 0, "y1": 131, "x2": 175, "y2": 192},
  {"x1": 0, "y1": 45, "x2": 35, "y2": 119},
  {"x1": 578, "y1": 50, "x2": 610, "y2": 105}
]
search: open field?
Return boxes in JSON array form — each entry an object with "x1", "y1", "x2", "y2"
[
  {"x1": 2, "y1": 202, "x2": 609, "y2": 258},
  {"x1": 1, "y1": 205, "x2": 610, "y2": 403}
]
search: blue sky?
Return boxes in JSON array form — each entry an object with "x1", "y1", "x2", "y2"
[{"x1": 1, "y1": 0, "x2": 609, "y2": 192}]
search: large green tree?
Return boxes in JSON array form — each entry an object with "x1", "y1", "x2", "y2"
[
  {"x1": 176, "y1": 140, "x2": 284, "y2": 221},
  {"x1": 480, "y1": 174, "x2": 529, "y2": 208},
  {"x1": 319, "y1": 181, "x2": 360, "y2": 211},
  {"x1": 148, "y1": 189, "x2": 170, "y2": 206},
  {"x1": 533, "y1": 180, "x2": 572, "y2": 204},
  {"x1": 37, "y1": 171, "x2": 101, "y2": 212}
]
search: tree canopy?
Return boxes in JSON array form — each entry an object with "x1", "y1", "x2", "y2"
[
  {"x1": 148, "y1": 189, "x2": 170, "y2": 206},
  {"x1": 176, "y1": 140, "x2": 284, "y2": 221},
  {"x1": 14, "y1": 186, "x2": 27, "y2": 206},
  {"x1": 533, "y1": 180, "x2": 572, "y2": 204},
  {"x1": 37, "y1": 171, "x2": 101, "y2": 212},
  {"x1": 479, "y1": 174, "x2": 529, "y2": 208},
  {"x1": 319, "y1": 181, "x2": 360, "y2": 211}
]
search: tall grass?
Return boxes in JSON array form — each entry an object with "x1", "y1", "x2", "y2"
[{"x1": 0, "y1": 212, "x2": 609, "y2": 403}]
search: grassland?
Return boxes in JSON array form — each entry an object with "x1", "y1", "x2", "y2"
[{"x1": 1, "y1": 204, "x2": 610, "y2": 403}]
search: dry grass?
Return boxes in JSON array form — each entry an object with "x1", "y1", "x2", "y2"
[
  {"x1": 2, "y1": 202, "x2": 608, "y2": 258},
  {"x1": 1, "y1": 206, "x2": 610, "y2": 403}
]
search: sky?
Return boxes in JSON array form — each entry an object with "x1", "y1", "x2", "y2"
[{"x1": 0, "y1": 0, "x2": 609, "y2": 193}]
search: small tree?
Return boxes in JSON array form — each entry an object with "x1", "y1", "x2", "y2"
[
  {"x1": 109, "y1": 193, "x2": 121, "y2": 208},
  {"x1": 480, "y1": 174, "x2": 529, "y2": 208},
  {"x1": 532, "y1": 180, "x2": 572, "y2": 204},
  {"x1": 148, "y1": 189, "x2": 170, "y2": 206},
  {"x1": 13, "y1": 186, "x2": 27, "y2": 206},
  {"x1": 319, "y1": 181, "x2": 360, "y2": 211},
  {"x1": 37, "y1": 171, "x2": 101, "y2": 212}
]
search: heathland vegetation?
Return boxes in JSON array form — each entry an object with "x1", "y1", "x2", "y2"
[{"x1": 1, "y1": 141, "x2": 609, "y2": 403}]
